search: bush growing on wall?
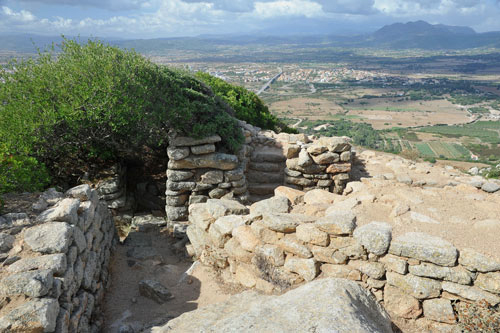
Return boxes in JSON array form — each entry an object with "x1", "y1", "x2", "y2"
[
  {"x1": 0, "y1": 38, "x2": 244, "y2": 190},
  {"x1": 195, "y1": 72, "x2": 298, "y2": 134}
]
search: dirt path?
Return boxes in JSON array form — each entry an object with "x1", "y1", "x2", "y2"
[{"x1": 102, "y1": 230, "x2": 235, "y2": 332}]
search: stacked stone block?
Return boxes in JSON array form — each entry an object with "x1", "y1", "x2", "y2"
[
  {"x1": 0, "y1": 185, "x2": 116, "y2": 332},
  {"x1": 186, "y1": 194, "x2": 500, "y2": 329},
  {"x1": 165, "y1": 134, "x2": 252, "y2": 233},
  {"x1": 284, "y1": 136, "x2": 352, "y2": 194}
]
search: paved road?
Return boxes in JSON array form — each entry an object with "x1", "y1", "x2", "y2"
[{"x1": 257, "y1": 68, "x2": 282, "y2": 95}]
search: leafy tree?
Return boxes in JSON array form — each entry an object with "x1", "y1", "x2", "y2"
[
  {"x1": 195, "y1": 72, "x2": 297, "y2": 133},
  {"x1": 0, "y1": 38, "x2": 243, "y2": 190}
]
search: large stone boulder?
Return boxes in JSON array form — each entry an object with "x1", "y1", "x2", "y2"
[{"x1": 152, "y1": 278, "x2": 392, "y2": 333}]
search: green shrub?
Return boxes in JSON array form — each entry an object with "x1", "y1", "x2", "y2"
[
  {"x1": 0, "y1": 38, "x2": 243, "y2": 188},
  {"x1": 0, "y1": 154, "x2": 50, "y2": 193},
  {"x1": 195, "y1": 72, "x2": 297, "y2": 133}
]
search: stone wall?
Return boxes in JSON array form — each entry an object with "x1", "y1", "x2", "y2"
[
  {"x1": 186, "y1": 192, "x2": 500, "y2": 330},
  {"x1": 0, "y1": 185, "x2": 115, "y2": 332},
  {"x1": 165, "y1": 121, "x2": 353, "y2": 230}
]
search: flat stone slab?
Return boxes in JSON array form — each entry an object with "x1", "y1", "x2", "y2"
[
  {"x1": 459, "y1": 248, "x2": 500, "y2": 272},
  {"x1": 481, "y1": 182, "x2": 500, "y2": 193},
  {"x1": 0, "y1": 298, "x2": 59, "y2": 332},
  {"x1": 169, "y1": 135, "x2": 221, "y2": 147},
  {"x1": 0, "y1": 269, "x2": 53, "y2": 297},
  {"x1": 7, "y1": 253, "x2": 67, "y2": 276},
  {"x1": 168, "y1": 153, "x2": 238, "y2": 171},
  {"x1": 353, "y1": 222, "x2": 392, "y2": 256},
  {"x1": 386, "y1": 272, "x2": 441, "y2": 299},
  {"x1": 206, "y1": 199, "x2": 249, "y2": 219},
  {"x1": 139, "y1": 279, "x2": 173, "y2": 304},
  {"x1": 389, "y1": 232, "x2": 458, "y2": 267},
  {"x1": 24, "y1": 222, "x2": 73, "y2": 254},
  {"x1": 155, "y1": 278, "x2": 392, "y2": 333}
]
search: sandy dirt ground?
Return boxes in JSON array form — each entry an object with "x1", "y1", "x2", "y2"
[{"x1": 102, "y1": 230, "x2": 237, "y2": 332}]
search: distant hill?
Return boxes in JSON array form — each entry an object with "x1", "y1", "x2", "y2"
[
  {"x1": 366, "y1": 21, "x2": 500, "y2": 49},
  {"x1": 1, "y1": 21, "x2": 500, "y2": 54}
]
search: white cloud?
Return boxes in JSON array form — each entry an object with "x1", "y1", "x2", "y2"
[
  {"x1": 253, "y1": 0, "x2": 324, "y2": 18},
  {"x1": 2, "y1": 5, "x2": 36, "y2": 22}
]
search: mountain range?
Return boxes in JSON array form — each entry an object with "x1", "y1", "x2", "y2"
[{"x1": 2, "y1": 21, "x2": 500, "y2": 54}]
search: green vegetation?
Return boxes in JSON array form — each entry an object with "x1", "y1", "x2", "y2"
[
  {"x1": 469, "y1": 106, "x2": 489, "y2": 114},
  {"x1": 195, "y1": 72, "x2": 297, "y2": 133},
  {"x1": 308, "y1": 119, "x2": 382, "y2": 149},
  {"x1": 419, "y1": 122, "x2": 500, "y2": 144},
  {"x1": 0, "y1": 38, "x2": 245, "y2": 192}
]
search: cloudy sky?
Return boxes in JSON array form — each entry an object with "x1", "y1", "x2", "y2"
[{"x1": 1, "y1": 0, "x2": 500, "y2": 38}]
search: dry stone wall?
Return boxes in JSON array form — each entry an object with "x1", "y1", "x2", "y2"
[
  {"x1": 165, "y1": 121, "x2": 353, "y2": 230},
  {"x1": 0, "y1": 185, "x2": 116, "y2": 332},
  {"x1": 186, "y1": 191, "x2": 500, "y2": 330}
]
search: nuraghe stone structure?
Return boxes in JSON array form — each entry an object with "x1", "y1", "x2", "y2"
[
  {"x1": 0, "y1": 185, "x2": 115, "y2": 332},
  {"x1": 165, "y1": 120, "x2": 353, "y2": 233},
  {"x1": 186, "y1": 193, "x2": 500, "y2": 330}
]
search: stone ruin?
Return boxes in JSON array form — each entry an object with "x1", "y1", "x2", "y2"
[
  {"x1": 2, "y1": 120, "x2": 500, "y2": 332},
  {"x1": 0, "y1": 185, "x2": 115, "y2": 332},
  {"x1": 164, "y1": 120, "x2": 353, "y2": 234},
  {"x1": 186, "y1": 192, "x2": 500, "y2": 330}
]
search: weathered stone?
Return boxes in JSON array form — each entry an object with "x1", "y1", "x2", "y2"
[
  {"x1": 224, "y1": 168, "x2": 245, "y2": 182},
  {"x1": 389, "y1": 232, "x2": 458, "y2": 267},
  {"x1": 312, "y1": 152, "x2": 340, "y2": 165},
  {"x1": 249, "y1": 162, "x2": 282, "y2": 173},
  {"x1": 278, "y1": 234, "x2": 312, "y2": 258},
  {"x1": 24, "y1": 222, "x2": 73, "y2": 254},
  {"x1": 481, "y1": 181, "x2": 500, "y2": 193},
  {"x1": 37, "y1": 198, "x2": 80, "y2": 225},
  {"x1": 284, "y1": 167, "x2": 302, "y2": 177},
  {"x1": 250, "y1": 196, "x2": 290, "y2": 215},
  {"x1": 188, "y1": 204, "x2": 214, "y2": 231},
  {"x1": 200, "y1": 170, "x2": 224, "y2": 184},
  {"x1": 321, "y1": 264, "x2": 358, "y2": 280},
  {"x1": 247, "y1": 170, "x2": 283, "y2": 184},
  {"x1": 97, "y1": 178, "x2": 121, "y2": 195},
  {"x1": 284, "y1": 257, "x2": 318, "y2": 281},
  {"x1": 285, "y1": 145, "x2": 301, "y2": 159},
  {"x1": 475, "y1": 272, "x2": 500, "y2": 294},
  {"x1": 165, "y1": 206, "x2": 188, "y2": 221},
  {"x1": 348, "y1": 260, "x2": 386, "y2": 279},
  {"x1": 168, "y1": 153, "x2": 238, "y2": 170},
  {"x1": 423, "y1": 299, "x2": 456, "y2": 324},
  {"x1": 191, "y1": 143, "x2": 216, "y2": 155},
  {"x1": 261, "y1": 214, "x2": 299, "y2": 233},
  {"x1": 0, "y1": 232, "x2": 15, "y2": 252},
  {"x1": 7, "y1": 254, "x2": 67, "y2": 276},
  {"x1": 166, "y1": 180, "x2": 196, "y2": 192},
  {"x1": 189, "y1": 195, "x2": 208, "y2": 205},
  {"x1": 326, "y1": 163, "x2": 352, "y2": 174},
  {"x1": 384, "y1": 285, "x2": 422, "y2": 319},
  {"x1": 379, "y1": 254, "x2": 408, "y2": 274},
  {"x1": 284, "y1": 176, "x2": 315, "y2": 187},
  {"x1": 353, "y1": 222, "x2": 392, "y2": 256},
  {"x1": 367, "y1": 277, "x2": 386, "y2": 289},
  {"x1": 386, "y1": 272, "x2": 441, "y2": 299},
  {"x1": 83, "y1": 251, "x2": 97, "y2": 289},
  {"x1": 167, "y1": 146, "x2": 190, "y2": 160},
  {"x1": 396, "y1": 173, "x2": 413, "y2": 185},
  {"x1": 316, "y1": 211, "x2": 356, "y2": 235},
  {"x1": 409, "y1": 262, "x2": 472, "y2": 285},
  {"x1": 297, "y1": 149, "x2": 313, "y2": 167},
  {"x1": 206, "y1": 199, "x2": 249, "y2": 219},
  {"x1": 324, "y1": 197, "x2": 360, "y2": 215},
  {"x1": 139, "y1": 279, "x2": 173, "y2": 304},
  {"x1": 296, "y1": 224, "x2": 329, "y2": 246},
  {"x1": 224, "y1": 238, "x2": 253, "y2": 263},
  {"x1": 340, "y1": 151, "x2": 351, "y2": 162},
  {"x1": 254, "y1": 244, "x2": 285, "y2": 266},
  {"x1": 442, "y1": 281, "x2": 500, "y2": 305},
  {"x1": 169, "y1": 135, "x2": 221, "y2": 147},
  {"x1": 391, "y1": 203, "x2": 410, "y2": 217},
  {"x1": 0, "y1": 269, "x2": 53, "y2": 297},
  {"x1": 306, "y1": 145, "x2": 327, "y2": 155},
  {"x1": 286, "y1": 158, "x2": 327, "y2": 174},
  {"x1": 303, "y1": 189, "x2": 339, "y2": 205},
  {"x1": 166, "y1": 194, "x2": 189, "y2": 206},
  {"x1": 166, "y1": 169, "x2": 194, "y2": 182},
  {"x1": 0, "y1": 298, "x2": 59, "y2": 332},
  {"x1": 232, "y1": 225, "x2": 260, "y2": 252},
  {"x1": 65, "y1": 184, "x2": 92, "y2": 201},
  {"x1": 310, "y1": 245, "x2": 346, "y2": 264},
  {"x1": 250, "y1": 220, "x2": 283, "y2": 244},
  {"x1": 459, "y1": 248, "x2": 500, "y2": 272},
  {"x1": 274, "y1": 186, "x2": 304, "y2": 205},
  {"x1": 233, "y1": 262, "x2": 258, "y2": 288},
  {"x1": 155, "y1": 278, "x2": 392, "y2": 332},
  {"x1": 186, "y1": 225, "x2": 211, "y2": 257}
]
